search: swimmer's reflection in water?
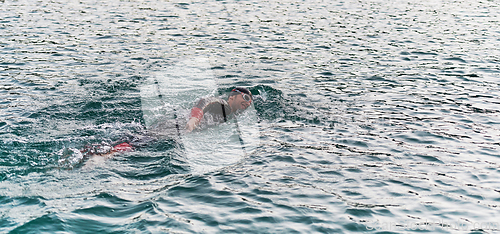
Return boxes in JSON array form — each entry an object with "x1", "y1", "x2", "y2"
[{"x1": 81, "y1": 87, "x2": 253, "y2": 157}]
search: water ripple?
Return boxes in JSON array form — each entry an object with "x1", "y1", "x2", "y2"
[{"x1": 1, "y1": 0, "x2": 500, "y2": 233}]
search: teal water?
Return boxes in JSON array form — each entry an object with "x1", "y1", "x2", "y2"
[{"x1": 1, "y1": 0, "x2": 500, "y2": 233}]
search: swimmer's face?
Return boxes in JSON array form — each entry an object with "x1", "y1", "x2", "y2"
[
  {"x1": 230, "y1": 94, "x2": 251, "y2": 111},
  {"x1": 237, "y1": 94, "x2": 251, "y2": 109}
]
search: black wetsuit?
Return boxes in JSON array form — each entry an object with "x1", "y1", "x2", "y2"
[
  {"x1": 80, "y1": 97, "x2": 233, "y2": 157},
  {"x1": 190, "y1": 96, "x2": 232, "y2": 125}
]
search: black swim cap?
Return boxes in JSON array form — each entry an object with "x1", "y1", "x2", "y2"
[{"x1": 230, "y1": 87, "x2": 252, "y2": 96}]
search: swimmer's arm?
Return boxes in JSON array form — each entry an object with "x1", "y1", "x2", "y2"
[
  {"x1": 186, "y1": 117, "x2": 200, "y2": 132},
  {"x1": 186, "y1": 97, "x2": 224, "y2": 132},
  {"x1": 186, "y1": 105, "x2": 204, "y2": 132}
]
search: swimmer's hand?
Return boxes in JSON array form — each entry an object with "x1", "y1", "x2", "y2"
[{"x1": 185, "y1": 117, "x2": 199, "y2": 132}]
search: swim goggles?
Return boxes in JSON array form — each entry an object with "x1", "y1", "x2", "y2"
[{"x1": 232, "y1": 89, "x2": 252, "y2": 103}]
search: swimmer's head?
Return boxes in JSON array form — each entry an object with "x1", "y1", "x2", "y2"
[{"x1": 228, "y1": 87, "x2": 252, "y2": 111}]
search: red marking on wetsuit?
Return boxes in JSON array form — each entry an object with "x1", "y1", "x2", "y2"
[
  {"x1": 113, "y1": 142, "x2": 133, "y2": 152},
  {"x1": 190, "y1": 107, "x2": 203, "y2": 120}
]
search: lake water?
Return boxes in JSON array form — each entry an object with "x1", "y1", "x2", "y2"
[{"x1": 1, "y1": 0, "x2": 500, "y2": 233}]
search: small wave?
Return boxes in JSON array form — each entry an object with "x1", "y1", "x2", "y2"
[{"x1": 56, "y1": 147, "x2": 85, "y2": 169}]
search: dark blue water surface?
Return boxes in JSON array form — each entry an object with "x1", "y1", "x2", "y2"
[{"x1": 1, "y1": 0, "x2": 500, "y2": 233}]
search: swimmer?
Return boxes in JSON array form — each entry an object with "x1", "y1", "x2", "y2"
[
  {"x1": 78, "y1": 87, "x2": 253, "y2": 157},
  {"x1": 186, "y1": 87, "x2": 253, "y2": 132}
]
